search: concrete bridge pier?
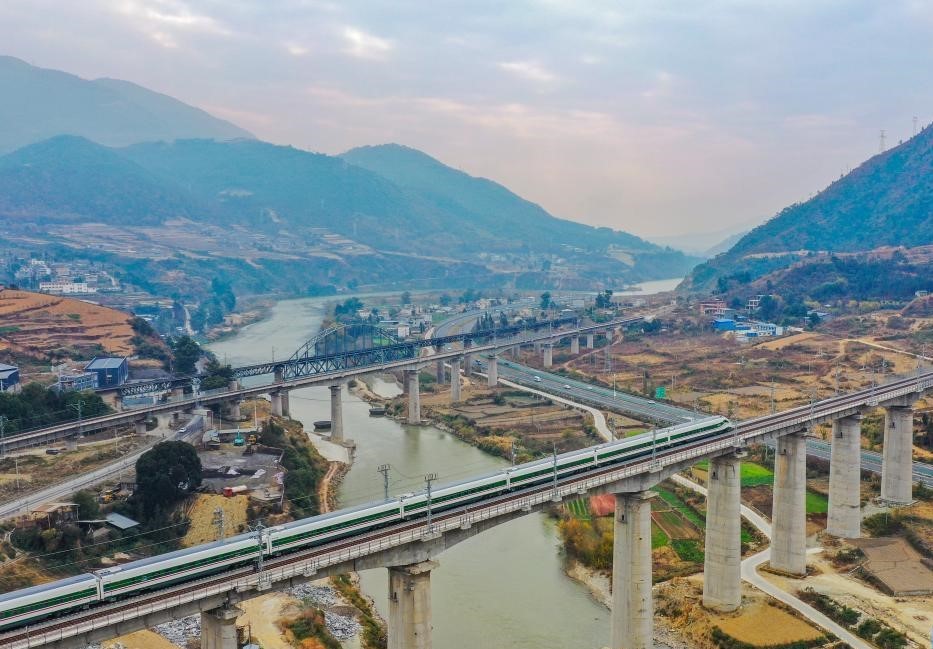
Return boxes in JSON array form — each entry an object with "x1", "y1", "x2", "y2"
[
  {"x1": 611, "y1": 491, "x2": 654, "y2": 649},
  {"x1": 406, "y1": 369, "x2": 421, "y2": 425},
  {"x1": 543, "y1": 344, "x2": 553, "y2": 368},
  {"x1": 487, "y1": 355, "x2": 498, "y2": 387},
  {"x1": 201, "y1": 604, "x2": 241, "y2": 649},
  {"x1": 274, "y1": 367, "x2": 284, "y2": 383},
  {"x1": 228, "y1": 379, "x2": 240, "y2": 392},
  {"x1": 270, "y1": 391, "x2": 283, "y2": 417},
  {"x1": 586, "y1": 333, "x2": 594, "y2": 349},
  {"x1": 435, "y1": 360, "x2": 445, "y2": 384},
  {"x1": 463, "y1": 340, "x2": 473, "y2": 377},
  {"x1": 135, "y1": 419, "x2": 147, "y2": 436},
  {"x1": 330, "y1": 384, "x2": 344, "y2": 443},
  {"x1": 880, "y1": 397, "x2": 917, "y2": 505},
  {"x1": 171, "y1": 387, "x2": 185, "y2": 401},
  {"x1": 703, "y1": 454, "x2": 742, "y2": 611},
  {"x1": 388, "y1": 560, "x2": 437, "y2": 649},
  {"x1": 770, "y1": 432, "x2": 807, "y2": 575},
  {"x1": 570, "y1": 336, "x2": 579, "y2": 355},
  {"x1": 280, "y1": 391, "x2": 291, "y2": 417},
  {"x1": 827, "y1": 414, "x2": 863, "y2": 538},
  {"x1": 229, "y1": 400, "x2": 242, "y2": 421},
  {"x1": 450, "y1": 358, "x2": 462, "y2": 403}
]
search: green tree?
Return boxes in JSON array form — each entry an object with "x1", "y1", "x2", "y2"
[
  {"x1": 134, "y1": 442, "x2": 202, "y2": 518},
  {"x1": 72, "y1": 490, "x2": 100, "y2": 520},
  {"x1": 400, "y1": 291, "x2": 412, "y2": 305},
  {"x1": 200, "y1": 358, "x2": 235, "y2": 390},
  {"x1": 439, "y1": 293, "x2": 452, "y2": 306},
  {"x1": 540, "y1": 291, "x2": 551, "y2": 311},
  {"x1": 170, "y1": 335, "x2": 201, "y2": 374}
]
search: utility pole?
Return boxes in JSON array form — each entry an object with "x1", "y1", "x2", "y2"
[
  {"x1": 551, "y1": 442, "x2": 559, "y2": 500},
  {"x1": 378, "y1": 464, "x2": 391, "y2": 502},
  {"x1": 0, "y1": 414, "x2": 7, "y2": 458},
  {"x1": 69, "y1": 399, "x2": 85, "y2": 437},
  {"x1": 510, "y1": 440, "x2": 516, "y2": 466},
  {"x1": 770, "y1": 380, "x2": 776, "y2": 414},
  {"x1": 213, "y1": 506, "x2": 226, "y2": 541},
  {"x1": 424, "y1": 473, "x2": 438, "y2": 531}
]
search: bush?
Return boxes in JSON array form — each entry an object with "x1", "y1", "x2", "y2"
[{"x1": 863, "y1": 512, "x2": 903, "y2": 536}]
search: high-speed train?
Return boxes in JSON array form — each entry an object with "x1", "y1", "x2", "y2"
[{"x1": 0, "y1": 416, "x2": 732, "y2": 631}]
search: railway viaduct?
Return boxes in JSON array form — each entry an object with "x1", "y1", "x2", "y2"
[
  {"x1": 3, "y1": 368, "x2": 930, "y2": 649},
  {"x1": 0, "y1": 317, "x2": 636, "y2": 454}
]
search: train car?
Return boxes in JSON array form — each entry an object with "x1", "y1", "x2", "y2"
[
  {"x1": 96, "y1": 532, "x2": 260, "y2": 599},
  {"x1": 268, "y1": 499, "x2": 402, "y2": 554},
  {"x1": 0, "y1": 573, "x2": 99, "y2": 631},
  {"x1": 400, "y1": 470, "x2": 511, "y2": 517}
]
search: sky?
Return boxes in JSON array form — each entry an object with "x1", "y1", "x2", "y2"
[{"x1": 1, "y1": 0, "x2": 932, "y2": 240}]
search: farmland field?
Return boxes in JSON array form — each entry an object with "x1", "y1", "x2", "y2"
[{"x1": 652, "y1": 510, "x2": 701, "y2": 540}]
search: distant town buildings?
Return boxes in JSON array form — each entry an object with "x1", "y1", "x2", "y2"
[{"x1": 38, "y1": 281, "x2": 97, "y2": 294}]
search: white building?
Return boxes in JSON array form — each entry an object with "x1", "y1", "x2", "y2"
[{"x1": 39, "y1": 282, "x2": 98, "y2": 295}]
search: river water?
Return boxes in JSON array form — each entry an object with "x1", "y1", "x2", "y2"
[{"x1": 208, "y1": 286, "x2": 705, "y2": 648}]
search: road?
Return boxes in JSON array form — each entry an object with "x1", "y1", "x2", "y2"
[
  {"x1": 0, "y1": 422, "x2": 201, "y2": 521},
  {"x1": 496, "y1": 358, "x2": 698, "y2": 425},
  {"x1": 0, "y1": 442, "x2": 152, "y2": 520},
  {"x1": 803, "y1": 438, "x2": 933, "y2": 487},
  {"x1": 434, "y1": 311, "x2": 933, "y2": 487}
]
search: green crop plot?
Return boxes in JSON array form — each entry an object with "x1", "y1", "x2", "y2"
[
  {"x1": 566, "y1": 498, "x2": 591, "y2": 520},
  {"x1": 805, "y1": 490, "x2": 828, "y2": 514},
  {"x1": 671, "y1": 539, "x2": 704, "y2": 563},
  {"x1": 740, "y1": 462, "x2": 774, "y2": 487},
  {"x1": 651, "y1": 522, "x2": 669, "y2": 549}
]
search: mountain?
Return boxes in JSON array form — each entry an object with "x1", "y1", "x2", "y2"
[
  {"x1": 0, "y1": 135, "x2": 203, "y2": 224},
  {"x1": 0, "y1": 136, "x2": 699, "y2": 292},
  {"x1": 0, "y1": 55, "x2": 252, "y2": 154},
  {"x1": 339, "y1": 144, "x2": 683, "y2": 259},
  {"x1": 685, "y1": 124, "x2": 933, "y2": 292}
]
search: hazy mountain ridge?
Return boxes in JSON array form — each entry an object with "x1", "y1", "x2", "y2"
[
  {"x1": 0, "y1": 55, "x2": 252, "y2": 154},
  {"x1": 0, "y1": 135, "x2": 205, "y2": 224},
  {"x1": 685, "y1": 124, "x2": 933, "y2": 291},
  {"x1": 0, "y1": 56, "x2": 700, "y2": 289},
  {"x1": 340, "y1": 144, "x2": 668, "y2": 255}
]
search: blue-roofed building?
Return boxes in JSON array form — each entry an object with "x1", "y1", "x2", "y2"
[
  {"x1": 0, "y1": 363, "x2": 19, "y2": 391},
  {"x1": 85, "y1": 356, "x2": 128, "y2": 388},
  {"x1": 712, "y1": 318, "x2": 736, "y2": 331}
]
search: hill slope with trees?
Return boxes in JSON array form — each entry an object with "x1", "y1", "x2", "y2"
[{"x1": 686, "y1": 124, "x2": 933, "y2": 292}]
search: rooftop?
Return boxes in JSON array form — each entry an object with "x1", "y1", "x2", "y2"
[
  {"x1": 86, "y1": 356, "x2": 127, "y2": 370},
  {"x1": 106, "y1": 512, "x2": 140, "y2": 530}
]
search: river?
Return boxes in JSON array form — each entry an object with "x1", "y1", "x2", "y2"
[{"x1": 207, "y1": 283, "x2": 677, "y2": 647}]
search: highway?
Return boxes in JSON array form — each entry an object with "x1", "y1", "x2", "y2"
[{"x1": 434, "y1": 310, "x2": 933, "y2": 487}]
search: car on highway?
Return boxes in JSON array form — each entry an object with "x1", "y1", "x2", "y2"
[
  {"x1": 533, "y1": 376, "x2": 542, "y2": 382},
  {"x1": 563, "y1": 384, "x2": 571, "y2": 389}
]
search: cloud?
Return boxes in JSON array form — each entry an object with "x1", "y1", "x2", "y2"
[
  {"x1": 284, "y1": 42, "x2": 310, "y2": 56},
  {"x1": 497, "y1": 60, "x2": 558, "y2": 84},
  {"x1": 342, "y1": 26, "x2": 393, "y2": 60},
  {"x1": 109, "y1": 0, "x2": 232, "y2": 48}
]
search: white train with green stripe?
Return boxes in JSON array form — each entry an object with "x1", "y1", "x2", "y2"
[{"x1": 0, "y1": 416, "x2": 732, "y2": 632}]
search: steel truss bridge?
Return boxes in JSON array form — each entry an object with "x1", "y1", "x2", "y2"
[
  {"x1": 117, "y1": 315, "x2": 584, "y2": 397},
  {"x1": 1, "y1": 317, "x2": 634, "y2": 449}
]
